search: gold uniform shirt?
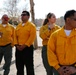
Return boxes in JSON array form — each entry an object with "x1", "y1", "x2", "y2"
[
  {"x1": 39, "y1": 24, "x2": 60, "y2": 45},
  {"x1": 16, "y1": 21, "x2": 36, "y2": 47},
  {"x1": 47, "y1": 27, "x2": 76, "y2": 70},
  {"x1": 0, "y1": 23, "x2": 16, "y2": 46}
]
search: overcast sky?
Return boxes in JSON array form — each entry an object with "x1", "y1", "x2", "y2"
[
  {"x1": 0, "y1": 0, "x2": 76, "y2": 19},
  {"x1": 34, "y1": 0, "x2": 76, "y2": 19}
]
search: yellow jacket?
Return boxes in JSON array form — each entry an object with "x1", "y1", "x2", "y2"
[
  {"x1": 39, "y1": 24, "x2": 60, "y2": 45},
  {"x1": 47, "y1": 27, "x2": 76, "y2": 70},
  {"x1": 16, "y1": 21, "x2": 36, "y2": 47},
  {"x1": 0, "y1": 23, "x2": 17, "y2": 46}
]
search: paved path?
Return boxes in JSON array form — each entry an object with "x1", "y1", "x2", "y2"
[{"x1": 0, "y1": 47, "x2": 46, "y2": 75}]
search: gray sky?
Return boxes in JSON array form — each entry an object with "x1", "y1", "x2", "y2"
[{"x1": 0, "y1": 0, "x2": 76, "y2": 19}]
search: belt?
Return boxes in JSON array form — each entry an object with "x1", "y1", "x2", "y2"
[
  {"x1": 0, "y1": 43, "x2": 11, "y2": 47},
  {"x1": 59, "y1": 62, "x2": 76, "y2": 67}
]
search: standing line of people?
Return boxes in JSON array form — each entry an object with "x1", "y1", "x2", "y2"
[
  {"x1": 0, "y1": 9, "x2": 76, "y2": 75},
  {"x1": 0, "y1": 11, "x2": 36, "y2": 75}
]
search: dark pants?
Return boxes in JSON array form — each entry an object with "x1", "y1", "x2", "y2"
[
  {"x1": 15, "y1": 45, "x2": 35, "y2": 75},
  {"x1": 42, "y1": 45, "x2": 53, "y2": 75},
  {"x1": 0, "y1": 44, "x2": 12, "y2": 75}
]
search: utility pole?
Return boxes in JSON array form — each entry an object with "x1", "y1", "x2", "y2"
[{"x1": 30, "y1": 0, "x2": 38, "y2": 49}]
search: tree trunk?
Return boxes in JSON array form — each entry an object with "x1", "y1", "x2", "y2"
[{"x1": 30, "y1": 0, "x2": 38, "y2": 49}]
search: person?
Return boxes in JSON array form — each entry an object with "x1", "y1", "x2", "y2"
[
  {"x1": 39, "y1": 13, "x2": 60, "y2": 75},
  {"x1": 15, "y1": 11, "x2": 36, "y2": 75},
  {"x1": 47, "y1": 9, "x2": 76, "y2": 75},
  {"x1": 0, "y1": 14, "x2": 16, "y2": 75}
]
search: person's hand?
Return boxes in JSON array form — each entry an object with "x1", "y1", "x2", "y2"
[
  {"x1": 58, "y1": 66, "x2": 76, "y2": 75},
  {"x1": 16, "y1": 45, "x2": 27, "y2": 51},
  {"x1": 20, "y1": 45, "x2": 27, "y2": 50},
  {"x1": 62, "y1": 66, "x2": 76, "y2": 75},
  {"x1": 16, "y1": 45, "x2": 22, "y2": 51},
  {"x1": 62, "y1": 66, "x2": 71, "y2": 75},
  {"x1": 68, "y1": 66, "x2": 76, "y2": 74},
  {"x1": 57, "y1": 66, "x2": 64, "y2": 75},
  {"x1": 57, "y1": 66, "x2": 71, "y2": 75}
]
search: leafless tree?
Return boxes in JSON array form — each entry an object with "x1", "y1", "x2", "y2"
[
  {"x1": 1, "y1": 0, "x2": 29, "y2": 24},
  {"x1": 3, "y1": 0, "x2": 20, "y2": 17}
]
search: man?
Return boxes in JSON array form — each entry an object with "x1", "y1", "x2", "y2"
[
  {"x1": 47, "y1": 10, "x2": 76, "y2": 75},
  {"x1": 15, "y1": 11, "x2": 36, "y2": 75},
  {"x1": 0, "y1": 14, "x2": 16, "y2": 75}
]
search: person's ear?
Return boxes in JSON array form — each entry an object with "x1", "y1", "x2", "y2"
[
  {"x1": 28, "y1": 16, "x2": 30, "y2": 19},
  {"x1": 66, "y1": 18, "x2": 70, "y2": 22}
]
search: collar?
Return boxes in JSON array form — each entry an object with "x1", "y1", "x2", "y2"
[
  {"x1": 21, "y1": 21, "x2": 29, "y2": 27},
  {"x1": 58, "y1": 27, "x2": 76, "y2": 37},
  {"x1": 1, "y1": 23, "x2": 8, "y2": 27}
]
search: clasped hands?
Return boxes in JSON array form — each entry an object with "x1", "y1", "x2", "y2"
[
  {"x1": 57, "y1": 66, "x2": 76, "y2": 75},
  {"x1": 16, "y1": 45, "x2": 27, "y2": 51}
]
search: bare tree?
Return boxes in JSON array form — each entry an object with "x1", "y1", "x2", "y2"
[
  {"x1": 1, "y1": 0, "x2": 29, "y2": 25},
  {"x1": 3, "y1": 0, "x2": 20, "y2": 17}
]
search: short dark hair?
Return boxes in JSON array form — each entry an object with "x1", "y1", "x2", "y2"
[
  {"x1": 64, "y1": 10, "x2": 76, "y2": 21},
  {"x1": 22, "y1": 11, "x2": 30, "y2": 16}
]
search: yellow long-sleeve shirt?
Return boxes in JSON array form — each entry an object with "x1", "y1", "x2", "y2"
[
  {"x1": 47, "y1": 27, "x2": 76, "y2": 70},
  {"x1": 16, "y1": 21, "x2": 36, "y2": 47},
  {"x1": 0, "y1": 23, "x2": 17, "y2": 46},
  {"x1": 39, "y1": 24, "x2": 60, "y2": 45}
]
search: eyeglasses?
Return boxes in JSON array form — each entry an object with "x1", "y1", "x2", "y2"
[
  {"x1": 21, "y1": 14, "x2": 27, "y2": 16},
  {"x1": 71, "y1": 18, "x2": 76, "y2": 21}
]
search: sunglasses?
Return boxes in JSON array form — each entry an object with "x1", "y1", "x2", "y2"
[
  {"x1": 21, "y1": 14, "x2": 28, "y2": 16},
  {"x1": 71, "y1": 18, "x2": 76, "y2": 21}
]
